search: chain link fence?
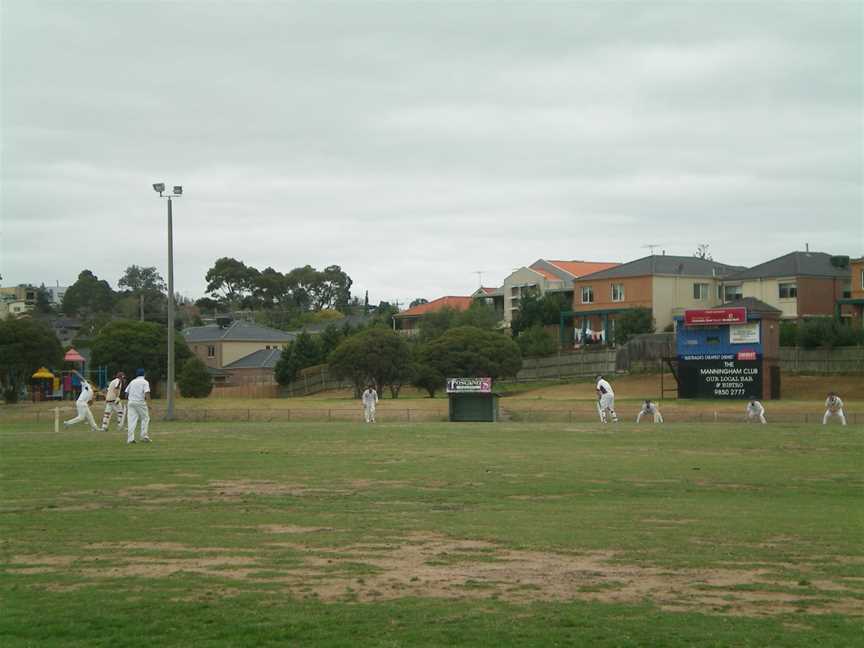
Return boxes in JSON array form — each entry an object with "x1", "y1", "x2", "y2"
[{"x1": 2, "y1": 405, "x2": 857, "y2": 426}]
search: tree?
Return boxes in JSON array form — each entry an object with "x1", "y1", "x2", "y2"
[
  {"x1": 312, "y1": 265, "x2": 353, "y2": 311},
  {"x1": 517, "y1": 325, "x2": 558, "y2": 358},
  {"x1": 613, "y1": 308, "x2": 655, "y2": 346},
  {"x1": 0, "y1": 318, "x2": 64, "y2": 403},
  {"x1": 410, "y1": 298, "x2": 429, "y2": 308},
  {"x1": 205, "y1": 257, "x2": 258, "y2": 305},
  {"x1": 89, "y1": 320, "x2": 192, "y2": 388},
  {"x1": 328, "y1": 327, "x2": 413, "y2": 398},
  {"x1": 118, "y1": 265, "x2": 167, "y2": 320},
  {"x1": 177, "y1": 357, "x2": 213, "y2": 397},
  {"x1": 274, "y1": 331, "x2": 323, "y2": 385},
  {"x1": 35, "y1": 284, "x2": 54, "y2": 315},
  {"x1": 458, "y1": 300, "x2": 500, "y2": 330},
  {"x1": 195, "y1": 297, "x2": 222, "y2": 313},
  {"x1": 411, "y1": 345, "x2": 445, "y2": 398},
  {"x1": 420, "y1": 326, "x2": 522, "y2": 383},
  {"x1": 694, "y1": 244, "x2": 713, "y2": 260},
  {"x1": 253, "y1": 267, "x2": 290, "y2": 308},
  {"x1": 319, "y1": 323, "x2": 344, "y2": 357},
  {"x1": 511, "y1": 293, "x2": 567, "y2": 336},
  {"x1": 62, "y1": 270, "x2": 115, "y2": 316},
  {"x1": 418, "y1": 307, "x2": 461, "y2": 342}
]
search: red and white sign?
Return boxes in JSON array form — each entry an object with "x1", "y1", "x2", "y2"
[
  {"x1": 684, "y1": 307, "x2": 747, "y2": 326},
  {"x1": 736, "y1": 351, "x2": 757, "y2": 361}
]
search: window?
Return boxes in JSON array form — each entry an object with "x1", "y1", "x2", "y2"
[
  {"x1": 843, "y1": 280, "x2": 851, "y2": 299},
  {"x1": 693, "y1": 283, "x2": 709, "y2": 300},
  {"x1": 581, "y1": 286, "x2": 594, "y2": 304},
  {"x1": 207, "y1": 345, "x2": 216, "y2": 358},
  {"x1": 723, "y1": 284, "x2": 743, "y2": 302},
  {"x1": 611, "y1": 283, "x2": 624, "y2": 302},
  {"x1": 861, "y1": 270, "x2": 864, "y2": 289},
  {"x1": 778, "y1": 282, "x2": 797, "y2": 299}
]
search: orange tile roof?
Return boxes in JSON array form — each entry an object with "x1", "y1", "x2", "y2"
[
  {"x1": 546, "y1": 260, "x2": 620, "y2": 278},
  {"x1": 395, "y1": 296, "x2": 474, "y2": 318}
]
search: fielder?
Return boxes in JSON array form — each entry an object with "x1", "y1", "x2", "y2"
[
  {"x1": 362, "y1": 384, "x2": 378, "y2": 423},
  {"x1": 745, "y1": 399, "x2": 767, "y2": 424},
  {"x1": 63, "y1": 372, "x2": 100, "y2": 432},
  {"x1": 100, "y1": 371, "x2": 127, "y2": 431},
  {"x1": 636, "y1": 399, "x2": 663, "y2": 423},
  {"x1": 595, "y1": 375, "x2": 618, "y2": 423},
  {"x1": 823, "y1": 392, "x2": 847, "y2": 426},
  {"x1": 125, "y1": 368, "x2": 151, "y2": 444}
]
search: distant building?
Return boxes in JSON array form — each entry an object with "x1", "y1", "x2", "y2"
[
  {"x1": 489, "y1": 259, "x2": 620, "y2": 326},
  {"x1": 721, "y1": 251, "x2": 852, "y2": 320},
  {"x1": 571, "y1": 255, "x2": 744, "y2": 343},
  {"x1": 392, "y1": 296, "x2": 474, "y2": 335},
  {"x1": 183, "y1": 319, "x2": 296, "y2": 385},
  {"x1": 841, "y1": 257, "x2": 864, "y2": 324}
]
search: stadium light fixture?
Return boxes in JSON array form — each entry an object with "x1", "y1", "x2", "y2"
[{"x1": 152, "y1": 182, "x2": 184, "y2": 421}]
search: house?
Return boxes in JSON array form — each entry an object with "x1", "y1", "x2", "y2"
[
  {"x1": 720, "y1": 251, "x2": 852, "y2": 321},
  {"x1": 471, "y1": 286, "x2": 505, "y2": 322},
  {"x1": 570, "y1": 255, "x2": 745, "y2": 343},
  {"x1": 0, "y1": 284, "x2": 37, "y2": 319},
  {"x1": 221, "y1": 348, "x2": 283, "y2": 385},
  {"x1": 392, "y1": 296, "x2": 474, "y2": 335},
  {"x1": 835, "y1": 256, "x2": 863, "y2": 324},
  {"x1": 183, "y1": 319, "x2": 295, "y2": 377},
  {"x1": 498, "y1": 259, "x2": 619, "y2": 326},
  {"x1": 0, "y1": 298, "x2": 31, "y2": 319}
]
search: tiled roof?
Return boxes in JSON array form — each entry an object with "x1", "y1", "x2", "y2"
[
  {"x1": 394, "y1": 296, "x2": 473, "y2": 319},
  {"x1": 544, "y1": 260, "x2": 621, "y2": 278},
  {"x1": 223, "y1": 348, "x2": 283, "y2": 370},
  {"x1": 720, "y1": 297, "x2": 783, "y2": 315},
  {"x1": 576, "y1": 255, "x2": 745, "y2": 280},
  {"x1": 183, "y1": 320, "x2": 296, "y2": 343},
  {"x1": 725, "y1": 251, "x2": 852, "y2": 280}
]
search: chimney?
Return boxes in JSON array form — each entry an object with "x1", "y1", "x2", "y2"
[{"x1": 805, "y1": 242, "x2": 809, "y2": 252}]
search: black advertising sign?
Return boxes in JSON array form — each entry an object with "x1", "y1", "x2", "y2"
[{"x1": 677, "y1": 354, "x2": 762, "y2": 399}]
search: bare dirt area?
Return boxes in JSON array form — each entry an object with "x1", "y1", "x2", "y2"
[{"x1": 8, "y1": 532, "x2": 862, "y2": 618}]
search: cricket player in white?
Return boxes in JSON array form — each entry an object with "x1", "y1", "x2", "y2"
[
  {"x1": 823, "y1": 393, "x2": 847, "y2": 426},
  {"x1": 595, "y1": 375, "x2": 618, "y2": 423},
  {"x1": 361, "y1": 384, "x2": 378, "y2": 423},
  {"x1": 125, "y1": 369, "x2": 151, "y2": 444},
  {"x1": 63, "y1": 372, "x2": 100, "y2": 431},
  {"x1": 746, "y1": 399, "x2": 767, "y2": 424},
  {"x1": 636, "y1": 400, "x2": 663, "y2": 423},
  {"x1": 100, "y1": 371, "x2": 127, "y2": 431}
]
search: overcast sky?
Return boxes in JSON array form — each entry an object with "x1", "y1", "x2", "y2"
[{"x1": 2, "y1": 1, "x2": 861, "y2": 307}]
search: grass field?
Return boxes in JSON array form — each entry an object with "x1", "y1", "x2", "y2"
[{"x1": 1, "y1": 416, "x2": 862, "y2": 646}]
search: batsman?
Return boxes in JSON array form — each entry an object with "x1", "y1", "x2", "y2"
[{"x1": 101, "y1": 371, "x2": 127, "y2": 431}]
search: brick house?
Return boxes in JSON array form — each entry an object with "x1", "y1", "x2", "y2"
[
  {"x1": 392, "y1": 296, "x2": 474, "y2": 335},
  {"x1": 570, "y1": 255, "x2": 744, "y2": 344},
  {"x1": 720, "y1": 251, "x2": 853, "y2": 321}
]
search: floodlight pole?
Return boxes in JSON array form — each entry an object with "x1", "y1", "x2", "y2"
[
  {"x1": 153, "y1": 182, "x2": 180, "y2": 421},
  {"x1": 166, "y1": 196, "x2": 175, "y2": 421}
]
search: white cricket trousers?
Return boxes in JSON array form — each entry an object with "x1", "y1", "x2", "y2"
[
  {"x1": 747, "y1": 412, "x2": 767, "y2": 424},
  {"x1": 823, "y1": 410, "x2": 847, "y2": 426},
  {"x1": 364, "y1": 405, "x2": 376, "y2": 423},
  {"x1": 101, "y1": 401, "x2": 126, "y2": 431},
  {"x1": 65, "y1": 403, "x2": 98, "y2": 430},
  {"x1": 599, "y1": 394, "x2": 618, "y2": 423},
  {"x1": 127, "y1": 401, "x2": 151, "y2": 442},
  {"x1": 637, "y1": 410, "x2": 663, "y2": 423}
]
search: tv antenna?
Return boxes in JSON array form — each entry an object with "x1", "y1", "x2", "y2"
[
  {"x1": 642, "y1": 244, "x2": 662, "y2": 255},
  {"x1": 473, "y1": 270, "x2": 486, "y2": 287}
]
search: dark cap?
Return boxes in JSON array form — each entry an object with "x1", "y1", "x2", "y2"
[{"x1": 136, "y1": 368, "x2": 146, "y2": 377}]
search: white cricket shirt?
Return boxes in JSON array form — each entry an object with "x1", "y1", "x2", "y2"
[
  {"x1": 596, "y1": 379, "x2": 614, "y2": 397},
  {"x1": 126, "y1": 377, "x2": 151, "y2": 403},
  {"x1": 105, "y1": 378, "x2": 123, "y2": 401},
  {"x1": 77, "y1": 381, "x2": 94, "y2": 404}
]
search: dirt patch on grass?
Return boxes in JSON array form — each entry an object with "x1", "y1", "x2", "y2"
[
  {"x1": 257, "y1": 525, "x2": 334, "y2": 534},
  {"x1": 11, "y1": 533, "x2": 862, "y2": 617}
]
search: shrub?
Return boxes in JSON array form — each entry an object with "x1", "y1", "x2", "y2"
[{"x1": 177, "y1": 357, "x2": 213, "y2": 398}]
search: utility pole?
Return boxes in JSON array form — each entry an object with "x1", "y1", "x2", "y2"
[{"x1": 152, "y1": 183, "x2": 182, "y2": 421}]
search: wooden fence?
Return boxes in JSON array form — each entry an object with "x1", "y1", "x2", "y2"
[{"x1": 779, "y1": 347, "x2": 864, "y2": 374}]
